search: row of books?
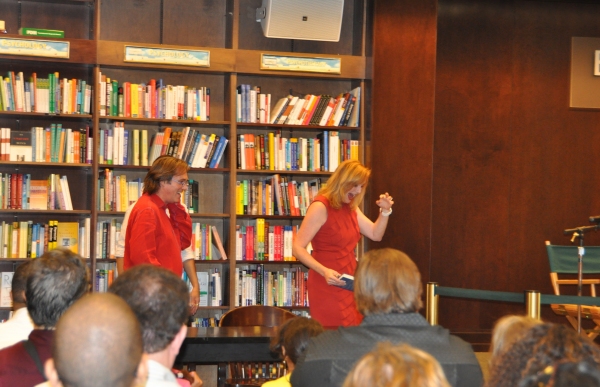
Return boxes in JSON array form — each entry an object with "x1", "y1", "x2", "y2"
[
  {"x1": 236, "y1": 85, "x2": 271, "y2": 124},
  {"x1": 0, "y1": 126, "x2": 92, "y2": 164},
  {"x1": 236, "y1": 221, "x2": 299, "y2": 261},
  {"x1": 236, "y1": 176, "x2": 322, "y2": 217},
  {"x1": 238, "y1": 131, "x2": 359, "y2": 172},
  {"x1": 185, "y1": 269, "x2": 223, "y2": 306},
  {"x1": 0, "y1": 220, "x2": 87, "y2": 259},
  {"x1": 94, "y1": 262, "x2": 115, "y2": 293},
  {"x1": 98, "y1": 74, "x2": 210, "y2": 120},
  {"x1": 269, "y1": 88, "x2": 361, "y2": 127},
  {"x1": 95, "y1": 218, "x2": 225, "y2": 260},
  {"x1": 148, "y1": 127, "x2": 228, "y2": 168},
  {"x1": 236, "y1": 85, "x2": 361, "y2": 127},
  {"x1": 0, "y1": 173, "x2": 73, "y2": 210},
  {"x1": 98, "y1": 124, "x2": 148, "y2": 166},
  {"x1": 235, "y1": 265, "x2": 308, "y2": 307},
  {"x1": 97, "y1": 172, "x2": 142, "y2": 212},
  {"x1": 0, "y1": 71, "x2": 93, "y2": 115},
  {"x1": 97, "y1": 170, "x2": 201, "y2": 213}
]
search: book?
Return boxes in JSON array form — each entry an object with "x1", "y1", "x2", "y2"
[
  {"x1": 56, "y1": 221, "x2": 79, "y2": 253},
  {"x1": 19, "y1": 27, "x2": 65, "y2": 38},
  {"x1": 0, "y1": 272, "x2": 13, "y2": 307},
  {"x1": 9, "y1": 130, "x2": 32, "y2": 162},
  {"x1": 333, "y1": 274, "x2": 354, "y2": 291},
  {"x1": 29, "y1": 179, "x2": 48, "y2": 210},
  {"x1": 211, "y1": 226, "x2": 227, "y2": 260}
]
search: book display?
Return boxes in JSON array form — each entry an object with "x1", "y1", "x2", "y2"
[{"x1": 0, "y1": 0, "x2": 368, "y2": 317}]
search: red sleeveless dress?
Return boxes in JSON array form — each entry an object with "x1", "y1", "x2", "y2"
[{"x1": 308, "y1": 195, "x2": 363, "y2": 327}]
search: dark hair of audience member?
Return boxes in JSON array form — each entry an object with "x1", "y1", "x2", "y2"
[
  {"x1": 26, "y1": 248, "x2": 90, "y2": 328},
  {"x1": 486, "y1": 323, "x2": 600, "y2": 387},
  {"x1": 519, "y1": 360, "x2": 600, "y2": 387},
  {"x1": 354, "y1": 248, "x2": 423, "y2": 315},
  {"x1": 11, "y1": 260, "x2": 33, "y2": 304},
  {"x1": 270, "y1": 317, "x2": 324, "y2": 365},
  {"x1": 342, "y1": 342, "x2": 451, "y2": 387},
  {"x1": 51, "y1": 293, "x2": 144, "y2": 387},
  {"x1": 109, "y1": 264, "x2": 189, "y2": 353}
]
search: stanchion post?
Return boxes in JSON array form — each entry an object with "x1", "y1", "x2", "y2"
[
  {"x1": 426, "y1": 282, "x2": 439, "y2": 325},
  {"x1": 525, "y1": 290, "x2": 541, "y2": 320}
]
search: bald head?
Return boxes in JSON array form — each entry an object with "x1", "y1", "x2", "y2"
[{"x1": 50, "y1": 293, "x2": 143, "y2": 387}]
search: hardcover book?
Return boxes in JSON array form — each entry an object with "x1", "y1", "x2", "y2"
[
  {"x1": 9, "y1": 130, "x2": 32, "y2": 162},
  {"x1": 56, "y1": 222, "x2": 79, "y2": 253},
  {"x1": 333, "y1": 274, "x2": 354, "y2": 291},
  {"x1": 29, "y1": 180, "x2": 48, "y2": 210}
]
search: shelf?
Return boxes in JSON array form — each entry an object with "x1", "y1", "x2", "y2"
[
  {"x1": 0, "y1": 209, "x2": 90, "y2": 215},
  {"x1": 99, "y1": 116, "x2": 230, "y2": 127},
  {"x1": 97, "y1": 211, "x2": 230, "y2": 219},
  {"x1": 236, "y1": 260, "x2": 304, "y2": 265},
  {"x1": 0, "y1": 37, "x2": 96, "y2": 65},
  {"x1": 0, "y1": 111, "x2": 93, "y2": 120},
  {"x1": 236, "y1": 169, "x2": 332, "y2": 176},
  {"x1": 236, "y1": 214, "x2": 303, "y2": 220},
  {"x1": 0, "y1": 161, "x2": 92, "y2": 168},
  {"x1": 236, "y1": 123, "x2": 359, "y2": 131}
]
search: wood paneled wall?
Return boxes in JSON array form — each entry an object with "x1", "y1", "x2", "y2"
[{"x1": 371, "y1": 0, "x2": 600, "y2": 333}]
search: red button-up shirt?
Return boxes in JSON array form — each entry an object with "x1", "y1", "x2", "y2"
[{"x1": 124, "y1": 193, "x2": 192, "y2": 276}]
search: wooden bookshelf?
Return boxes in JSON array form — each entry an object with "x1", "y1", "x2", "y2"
[{"x1": 0, "y1": 0, "x2": 369, "y2": 315}]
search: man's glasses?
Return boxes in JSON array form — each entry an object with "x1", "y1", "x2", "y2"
[{"x1": 173, "y1": 179, "x2": 190, "y2": 187}]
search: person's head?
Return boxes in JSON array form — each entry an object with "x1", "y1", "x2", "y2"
[
  {"x1": 354, "y1": 248, "x2": 423, "y2": 316},
  {"x1": 519, "y1": 360, "x2": 600, "y2": 387},
  {"x1": 487, "y1": 323, "x2": 600, "y2": 387},
  {"x1": 45, "y1": 293, "x2": 145, "y2": 387},
  {"x1": 270, "y1": 317, "x2": 324, "y2": 368},
  {"x1": 26, "y1": 248, "x2": 90, "y2": 328},
  {"x1": 143, "y1": 155, "x2": 190, "y2": 203},
  {"x1": 342, "y1": 342, "x2": 451, "y2": 387},
  {"x1": 109, "y1": 264, "x2": 189, "y2": 354},
  {"x1": 319, "y1": 159, "x2": 370, "y2": 210},
  {"x1": 11, "y1": 260, "x2": 33, "y2": 307},
  {"x1": 490, "y1": 315, "x2": 542, "y2": 358}
]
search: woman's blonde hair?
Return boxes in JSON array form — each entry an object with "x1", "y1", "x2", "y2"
[
  {"x1": 318, "y1": 159, "x2": 370, "y2": 210},
  {"x1": 354, "y1": 248, "x2": 423, "y2": 315},
  {"x1": 343, "y1": 342, "x2": 451, "y2": 387}
]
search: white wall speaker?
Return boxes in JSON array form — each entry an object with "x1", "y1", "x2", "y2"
[{"x1": 256, "y1": 0, "x2": 344, "y2": 42}]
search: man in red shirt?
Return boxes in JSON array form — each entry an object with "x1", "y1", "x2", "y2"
[{"x1": 124, "y1": 155, "x2": 199, "y2": 309}]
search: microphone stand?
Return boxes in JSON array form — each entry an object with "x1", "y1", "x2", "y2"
[{"x1": 563, "y1": 224, "x2": 599, "y2": 334}]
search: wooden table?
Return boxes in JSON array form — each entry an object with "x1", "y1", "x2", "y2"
[{"x1": 176, "y1": 326, "x2": 281, "y2": 387}]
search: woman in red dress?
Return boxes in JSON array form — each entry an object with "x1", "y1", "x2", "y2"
[{"x1": 292, "y1": 160, "x2": 394, "y2": 327}]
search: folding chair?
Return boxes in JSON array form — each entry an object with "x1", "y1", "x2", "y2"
[{"x1": 545, "y1": 241, "x2": 600, "y2": 339}]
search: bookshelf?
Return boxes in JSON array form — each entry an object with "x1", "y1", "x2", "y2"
[{"x1": 0, "y1": 0, "x2": 368, "y2": 318}]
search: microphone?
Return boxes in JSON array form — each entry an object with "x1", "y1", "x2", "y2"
[{"x1": 590, "y1": 216, "x2": 600, "y2": 223}]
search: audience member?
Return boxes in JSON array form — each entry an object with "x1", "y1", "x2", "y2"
[
  {"x1": 486, "y1": 322, "x2": 600, "y2": 387},
  {"x1": 263, "y1": 317, "x2": 324, "y2": 387},
  {"x1": 109, "y1": 264, "x2": 203, "y2": 387},
  {"x1": 43, "y1": 293, "x2": 146, "y2": 387},
  {"x1": 0, "y1": 249, "x2": 89, "y2": 387},
  {"x1": 0, "y1": 261, "x2": 34, "y2": 349},
  {"x1": 489, "y1": 315, "x2": 542, "y2": 358},
  {"x1": 342, "y1": 342, "x2": 451, "y2": 387},
  {"x1": 290, "y1": 248, "x2": 482, "y2": 387},
  {"x1": 519, "y1": 360, "x2": 600, "y2": 387}
]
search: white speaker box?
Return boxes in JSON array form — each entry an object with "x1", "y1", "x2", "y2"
[{"x1": 256, "y1": 0, "x2": 344, "y2": 42}]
